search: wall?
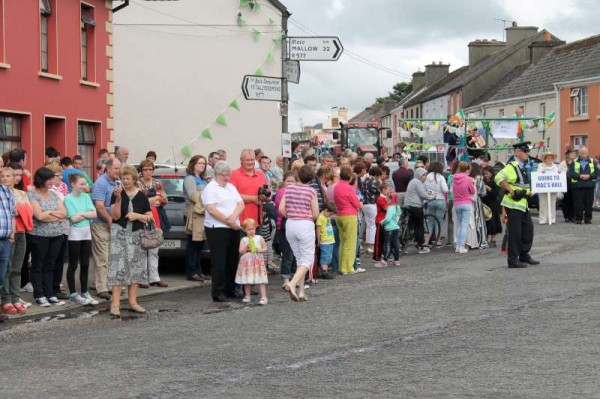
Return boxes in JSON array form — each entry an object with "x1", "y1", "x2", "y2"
[
  {"x1": 422, "y1": 95, "x2": 449, "y2": 119},
  {"x1": 559, "y1": 81, "x2": 600, "y2": 156},
  {"x1": 0, "y1": 0, "x2": 111, "y2": 172},
  {"x1": 113, "y1": 0, "x2": 284, "y2": 165}
]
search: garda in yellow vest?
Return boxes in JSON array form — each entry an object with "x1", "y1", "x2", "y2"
[
  {"x1": 494, "y1": 160, "x2": 531, "y2": 212},
  {"x1": 571, "y1": 160, "x2": 596, "y2": 184}
]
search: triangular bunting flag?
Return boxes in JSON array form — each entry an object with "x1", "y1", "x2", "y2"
[
  {"x1": 272, "y1": 35, "x2": 283, "y2": 46},
  {"x1": 252, "y1": 29, "x2": 261, "y2": 42},
  {"x1": 229, "y1": 99, "x2": 240, "y2": 112},
  {"x1": 181, "y1": 145, "x2": 192, "y2": 158},
  {"x1": 268, "y1": 17, "x2": 275, "y2": 26},
  {"x1": 215, "y1": 114, "x2": 227, "y2": 126},
  {"x1": 265, "y1": 52, "x2": 275, "y2": 64},
  {"x1": 236, "y1": 14, "x2": 246, "y2": 27},
  {"x1": 253, "y1": 0, "x2": 261, "y2": 11},
  {"x1": 254, "y1": 68, "x2": 264, "y2": 76},
  {"x1": 239, "y1": 0, "x2": 250, "y2": 7},
  {"x1": 200, "y1": 128, "x2": 213, "y2": 140}
]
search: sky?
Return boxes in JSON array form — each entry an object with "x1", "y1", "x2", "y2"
[{"x1": 284, "y1": 0, "x2": 599, "y2": 132}]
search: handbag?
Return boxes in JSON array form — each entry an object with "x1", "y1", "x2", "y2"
[
  {"x1": 140, "y1": 220, "x2": 164, "y2": 249},
  {"x1": 482, "y1": 203, "x2": 493, "y2": 221}
]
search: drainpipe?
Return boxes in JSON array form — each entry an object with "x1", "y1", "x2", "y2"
[{"x1": 113, "y1": 0, "x2": 130, "y2": 13}]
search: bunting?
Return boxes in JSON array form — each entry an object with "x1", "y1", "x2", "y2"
[
  {"x1": 229, "y1": 99, "x2": 240, "y2": 112},
  {"x1": 215, "y1": 114, "x2": 228, "y2": 126}
]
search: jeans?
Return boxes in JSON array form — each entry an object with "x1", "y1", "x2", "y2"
[
  {"x1": 186, "y1": 235, "x2": 204, "y2": 278},
  {"x1": 454, "y1": 203, "x2": 472, "y2": 248},
  {"x1": 427, "y1": 199, "x2": 446, "y2": 238},
  {"x1": 29, "y1": 234, "x2": 63, "y2": 299},
  {"x1": 277, "y1": 227, "x2": 296, "y2": 280},
  {"x1": 2, "y1": 233, "x2": 26, "y2": 303},
  {"x1": 319, "y1": 243, "x2": 333, "y2": 266},
  {"x1": 383, "y1": 229, "x2": 400, "y2": 261},
  {"x1": 0, "y1": 238, "x2": 12, "y2": 292},
  {"x1": 67, "y1": 240, "x2": 92, "y2": 294}
]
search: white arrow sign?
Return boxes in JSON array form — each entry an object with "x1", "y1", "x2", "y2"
[
  {"x1": 241, "y1": 75, "x2": 283, "y2": 101},
  {"x1": 283, "y1": 60, "x2": 300, "y2": 84},
  {"x1": 287, "y1": 36, "x2": 344, "y2": 61}
]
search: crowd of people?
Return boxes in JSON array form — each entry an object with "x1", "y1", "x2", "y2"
[{"x1": 0, "y1": 139, "x2": 597, "y2": 320}]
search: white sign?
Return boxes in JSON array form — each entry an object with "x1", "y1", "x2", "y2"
[
  {"x1": 283, "y1": 60, "x2": 300, "y2": 83},
  {"x1": 287, "y1": 37, "x2": 344, "y2": 61},
  {"x1": 531, "y1": 171, "x2": 567, "y2": 194},
  {"x1": 491, "y1": 120, "x2": 519, "y2": 139},
  {"x1": 282, "y1": 133, "x2": 292, "y2": 158},
  {"x1": 241, "y1": 75, "x2": 282, "y2": 101}
]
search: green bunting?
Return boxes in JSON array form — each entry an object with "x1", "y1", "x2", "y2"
[
  {"x1": 239, "y1": 0, "x2": 250, "y2": 7},
  {"x1": 265, "y1": 52, "x2": 275, "y2": 64},
  {"x1": 229, "y1": 99, "x2": 240, "y2": 112},
  {"x1": 236, "y1": 14, "x2": 246, "y2": 27},
  {"x1": 268, "y1": 17, "x2": 275, "y2": 26},
  {"x1": 200, "y1": 128, "x2": 213, "y2": 140},
  {"x1": 252, "y1": 28, "x2": 261, "y2": 42},
  {"x1": 252, "y1": 0, "x2": 261, "y2": 11},
  {"x1": 272, "y1": 35, "x2": 283, "y2": 46},
  {"x1": 254, "y1": 68, "x2": 264, "y2": 76},
  {"x1": 181, "y1": 145, "x2": 192, "y2": 158},
  {"x1": 215, "y1": 114, "x2": 227, "y2": 126}
]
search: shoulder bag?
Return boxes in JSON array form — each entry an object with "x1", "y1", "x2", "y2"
[{"x1": 140, "y1": 220, "x2": 164, "y2": 250}]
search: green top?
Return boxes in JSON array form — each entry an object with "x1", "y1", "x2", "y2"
[{"x1": 64, "y1": 192, "x2": 95, "y2": 227}]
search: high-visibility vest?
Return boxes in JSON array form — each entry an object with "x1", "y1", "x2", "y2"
[
  {"x1": 571, "y1": 160, "x2": 596, "y2": 184},
  {"x1": 495, "y1": 160, "x2": 530, "y2": 212}
]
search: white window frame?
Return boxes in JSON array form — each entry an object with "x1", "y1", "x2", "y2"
[
  {"x1": 572, "y1": 135, "x2": 588, "y2": 150},
  {"x1": 572, "y1": 86, "x2": 588, "y2": 116}
]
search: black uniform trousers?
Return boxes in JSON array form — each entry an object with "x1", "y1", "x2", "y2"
[
  {"x1": 506, "y1": 208, "x2": 533, "y2": 264},
  {"x1": 573, "y1": 188, "x2": 594, "y2": 223}
]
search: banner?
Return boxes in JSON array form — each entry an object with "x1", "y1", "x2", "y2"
[{"x1": 531, "y1": 171, "x2": 567, "y2": 194}]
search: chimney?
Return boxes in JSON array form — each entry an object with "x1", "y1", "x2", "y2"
[
  {"x1": 505, "y1": 22, "x2": 539, "y2": 47},
  {"x1": 468, "y1": 39, "x2": 506, "y2": 65},
  {"x1": 411, "y1": 71, "x2": 426, "y2": 90},
  {"x1": 424, "y1": 62, "x2": 450, "y2": 85},
  {"x1": 528, "y1": 39, "x2": 565, "y2": 65}
]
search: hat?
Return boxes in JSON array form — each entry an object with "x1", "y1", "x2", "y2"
[
  {"x1": 564, "y1": 146, "x2": 576, "y2": 155},
  {"x1": 542, "y1": 150, "x2": 556, "y2": 160},
  {"x1": 512, "y1": 141, "x2": 531, "y2": 152}
]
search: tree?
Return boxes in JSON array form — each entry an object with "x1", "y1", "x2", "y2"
[{"x1": 376, "y1": 81, "x2": 413, "y2": 104}]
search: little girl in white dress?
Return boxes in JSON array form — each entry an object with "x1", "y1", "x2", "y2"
[{"x1": 235, "y1": 218, "x2": 269, "y2": 305}]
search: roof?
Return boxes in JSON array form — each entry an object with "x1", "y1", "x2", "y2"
[
  {"x1": 403, "y1": 66, "x2": 469, "y2": 107},
  {"x1": 350, "y1": 101, "x2": 398, "y2": 122},
  {"x1": 489, "y1": 34, "x2": 600, "y2": 101},
  {"x1": 468, "y1": 63, "x2": 530, "y2": 107},
  {"x1": 312, "y1": 123, "x2": 323, "y2": 129},
  {"x1": 421, "y1": 30, "x2": 558, "y2": 103}
]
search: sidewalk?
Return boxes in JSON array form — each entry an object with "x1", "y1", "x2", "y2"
[{"x1": 4, "y1": 274, "x2": 207, "y2": 322}]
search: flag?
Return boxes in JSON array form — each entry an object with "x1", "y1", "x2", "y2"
[
  {"x1": 200, "y1": 128, "x2": 213, "y2": 140},
  {"x1": 252, "y1": 29, "x2": 261, "y2": 42},
  {"x1": 181, "y1": 145, "x2": 192, "y2": 158},
  {"x1": 455, "y1": 109, "x2": 465, "y2": 124},
  {"x1": 229, "y1": 99, "x2": 240, "y2": 112},
  {"x1": 215, "y1": 114, "x2": 227, "y2": 126},
  {"x1": 545, "y1": 111, "x2": 556, "y2": 127}
]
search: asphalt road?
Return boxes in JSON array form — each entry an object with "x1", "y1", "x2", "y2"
[{"x1": 2, "y1": 216, "x2": 600, "y2": 398}]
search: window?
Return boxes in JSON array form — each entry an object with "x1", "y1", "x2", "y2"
[
  {"x1": 81, "y1": 5, "x2": 95, "y2": 81},
  {"x1": 540, "y1": 103, "x2": 546, "y2": 118},
  {"x1": 572, "y1": 135, "x2": 588, "y2": 150},
  {"x1": 78, "y1": 122, "x2": 96, "y2": 177},
  {"x1": 40, "y1": 0, "x2": 51, "y2": 72},
  {"x1": 571, "y1": 87, "x2": 588, "y2": 116},
  {"x1": 499, "y1": 109, "x2": 504, "y2": 117},
  {"x1": 0, "y1": 114, "x2": 22, "y2": 154}
]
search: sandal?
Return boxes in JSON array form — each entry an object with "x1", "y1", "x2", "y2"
[
  {"x1": 110, "y1": 305, "x2": 121, "y2": 318},
  {"x1": 128, "y1": 303, "x2": 146, "y2": 314},
  {"x1": 259, "y1": 297, "x2": 268, "y2": 305},
  {"x1": 284, "y1": 284, "x2": 299, "y2": 302},
  {"x1": 298, "y1": 293, "x2": 307, "y2": 302},
  {"x1": 242, "y1": 296, "x2": 251, "y2": 304}
]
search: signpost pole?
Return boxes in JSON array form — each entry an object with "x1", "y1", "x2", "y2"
[
  {"x1": 548, "y1": 192, "x2": 552, "y2": 225},
  {"x1": 281, "y1": 16, "x2": 289, "y2": 170}
]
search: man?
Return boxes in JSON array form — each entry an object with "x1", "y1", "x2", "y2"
[
  {"x1": 60, "y1": 157, "x2": 91, "y2": 193},
  {"x1": 320, "y1": 153, "x2": 335, "y2": 170},
  {"x1": 392, "y1": 157, "x2": 413, "y2": 206},
  {"x1": 303, "y1": 155, "x2": 318, "y2": 174},
  {"x1": 300, "y1": 146, "x2": 315, "y2": 161},
  {"x1": 0, "y1": 181, "x2": 15, "y2": 322},
  {"x1": 8, "y1": 149, "x2": 31, "y2": 189},
  {"x1": 98, "y1": 148, "x2": 109, "y2": 160},
  {"x1": 254, "y1": 148, "x2": 264, "y2": 169},
  {"x1": 568, "y1": 146, "x2": 598, "y2": 224},
  {"x1": 116, "y1": 146, "x2": 129, "y2": 165},
  {"x1": 495, "y1": 142, "x2": 540, "y2": 269},
  {"x1": 271, "y1": 155, "x2": 284, "y2": 183},
  {"x1": 229, "y1": 149, "x2": 269, "y2": 225},
  {"x1": 363, "y1": 153, "x2": 375, "y2": 169},
  {"x1": 259, "y1": 156, "x2": 277, "y2": 192},
  {"x1": 91, "y1": 158, "x2": 121, "y2": 299},
  {"x1": 206, "y1": 151, "x2": 221, "y2": 180},
  {"x1": 45, "y1": 146, "x2": 60, "y2": 163},
  {"x1": 217, "y1": 149, "x2": 227, "y2": 161}
]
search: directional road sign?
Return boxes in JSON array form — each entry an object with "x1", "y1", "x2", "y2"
[
  {"x1": 283, "y1": 60, "x2": 301, "y2": 84},
  {"x1": 287, "y1": 36, "x2": 344, "y2": 61},
  {"x1": 241, "y1": 75, "x2": 283, "y2": 101}
]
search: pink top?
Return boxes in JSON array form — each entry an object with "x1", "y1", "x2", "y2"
[
  {"x1": 334, "y1": 180, "x2": 360, "y2": 216},
  {"x1": 284, "y1": 184, "x2": 316, "y2": 220},
  {"x1": 452, "y1": 173, "x2": 476, "y2": 206}
]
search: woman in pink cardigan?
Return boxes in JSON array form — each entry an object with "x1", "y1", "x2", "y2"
[
  {"x1": 451, "y1": 162, "x2": 475, "y2": 254},
  {"x1": 333, "y1": 167, "x2": 360, "y2": 275}
]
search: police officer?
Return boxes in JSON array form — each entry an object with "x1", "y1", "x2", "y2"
[
  {"x1": 495, "y1": 142, "x2": 540, "y2": 268},
  {"x1": 568, "y1": 146, "x2": 598, "y2": 224}
]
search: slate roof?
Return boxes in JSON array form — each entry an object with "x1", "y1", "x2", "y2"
[
  {"x1": 420, "y1": 30, "x2": 558, "y2": 103},
  {"x1": 468, "y1": 64, "x2": 530, "y2": 107},
  {"x1": 403, "y1": 66, "x2": 469, "y2": 107},
  {"x1": 350, "y1": 101, "x2": 398, "y2": 122},
  {"x1": 489, "y1": 34, "x2": 600, "y2": 101}
]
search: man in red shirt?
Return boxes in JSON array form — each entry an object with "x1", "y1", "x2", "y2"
[{"x1": 229, "y1": 149, "x2": 269, "y2": 225}]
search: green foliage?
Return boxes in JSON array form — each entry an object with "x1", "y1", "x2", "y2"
[{"x1": 376, "y1": 81, "x2": 413, "y2": 104}]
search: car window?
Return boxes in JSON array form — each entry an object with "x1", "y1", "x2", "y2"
[{"x1": 157, "y1": 176, "x2": 184, "y2": 197}]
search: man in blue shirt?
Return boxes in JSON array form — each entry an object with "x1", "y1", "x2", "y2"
[
  {"x1": 91, "y1": 158, "x2": 121, "y2": 300},
  {"x1": 0, "y1": 183, "x2": 15, "y2": 321},
  {"x1": 61, "y1": 156, "x2": 92, "y2": 193}
]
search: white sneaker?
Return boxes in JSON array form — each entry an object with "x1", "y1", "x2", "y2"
[
  {"x1": 81, "y1": 292, "x2": 99, "y2": 306},
  {"x1": 18, "y1": 298, "x2": 32, "y2": 308},
  {"x1": 22, "y1": 282, "x2": 34, "y2": 293},
  {"x1": 458, "y1": 247, "x2": 469, "y2": 254},
  {"x1": 355, "y1": 267, "x2": 367, "y2": 273},
  {"x1": 47, "y1": 296, "x2": 66, "y2": 306},
  {"x1": 70, "y1": 294, "x2": 88, "y2": 305},
  {"x1": 418, "y1": 247, "x2": 431, "y2": 254},
  {"x1": 36, "y1": 297, "x2": 51, "y2": 307}
]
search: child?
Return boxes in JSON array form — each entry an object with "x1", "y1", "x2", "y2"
[
  {"x1": 316, "y1": 203, "x2": 336, "y2": 278},
  {"x1": 374, "y1": 183, "x2": 391, "y2": 266},
  {"x1": 236, "y1": 218, "x2": 269, "y2": 305},
  {"x1": 64, "y1": 174, "x2": 98, "y2": 305},
  {"x1": 382, "y1": 192, "x2": 401, "y2": 266}
]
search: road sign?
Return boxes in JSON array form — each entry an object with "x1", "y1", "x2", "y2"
[
  {"x1": 283, "y1": 60, "x2": 300, "y2": 84},
  {"x1": 287, "y1": 36, "x2": 343, "y2": 61},
  {"x1": 241, "y1": 75, "x2": 283, "y2": 101}
]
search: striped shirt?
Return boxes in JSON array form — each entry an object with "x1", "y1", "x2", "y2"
[{"x1": 284, "y1": 184, "x2": 316, "y2": 220}]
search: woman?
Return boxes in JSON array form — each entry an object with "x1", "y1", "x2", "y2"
[
  {"x1": 0, "y1": 168, "x2": 33, "y2": 314},
  {"x1": 538, "y1": 151, "x2": 560, "y2": 225},
  {"x1": 452, "y1": 162, "x2": 475, "y2": 254},
  {"x1": 46, "y1": 161, "x2": 69, "y2": 300},
  {"x1": 445, "y1": 161, "x2": 460, "y2": 247},
  {"x1": 334, "y1": 167, "x2": 361, "y2": 275},
  {"x1": 560, "y1": 148, "x2": 577, "y2": 222},
  {"x1": 202, "y1": 161, "x2": 245, "y2": 302},
  {"x1": 424, "y1": 161, "x2": 448, "y2": 247},
  {"x1": 279, "y1": 165, "x2": 319, "y2": 301},
  {"x1": 361, "y1": 166, "x2": 382, "y2": 253},
  {"x1": 28, "y1": 167, "x2": 67, "y2": 307},
  {"x1": 183, "y1": 155, "x2": 209, "y2": 282},
  {"x1": 482, "y1": 166, "x2": 502, "y2": 246},
  {"x1": 138, "y1": 160, "x2": 169, "y2": 288},
  {"x1": 64, "y1": 174, "x2": 98, "y2": 305},
  {"x1": 467, "y1": 163, "x2": 488, "y2": 249},
  {"x1": 109, "y1": 165, "x2": 153, "y2": 317},
  {"x1": 274, "y1": 171, "x2": 297, "y2": 288},
  {"x1": 404, "y1": 168, "x2": 434, "y2": 254}
]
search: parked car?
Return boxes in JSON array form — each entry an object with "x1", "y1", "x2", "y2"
[{"x1": 153, "y1": 168, "x2": 210, "y2": 260}]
